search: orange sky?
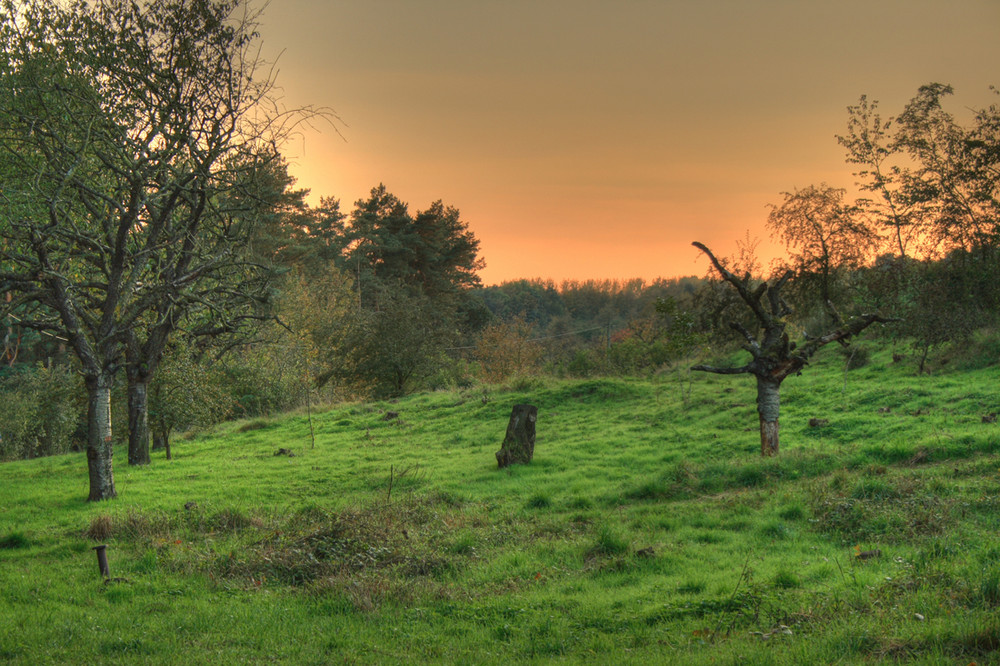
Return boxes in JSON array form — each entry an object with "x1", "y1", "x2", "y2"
[{"x1": 259, "y1": 0, "x2": 1000, "y2": 285}]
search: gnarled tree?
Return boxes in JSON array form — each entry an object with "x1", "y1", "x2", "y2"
[
  {"x1": 0, "y1": 0, "x2": 308, "y2": 499},
  {"x1": 691, "y1": 242, "x2": 893, "y2": 456}
]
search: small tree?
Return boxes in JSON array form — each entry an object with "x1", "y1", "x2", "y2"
[
  {"x1": 148, "y1": 343, "x2": 231, "y2": 460},
  {"x1": 767, "y1": 183, "x2": 875, "y2": 317},
  {"x1": 335, "y1": 287, "x2": 452, "y2": 398},
  {"x1": 476, "y1": 315, "x2": 542, "y2": 383},
  {"x1": 0, "y1": 364, "x2": 83, "y2": 461},
  {"x1": 690, "y1": 242, "x2": 893, "y2": 456}
]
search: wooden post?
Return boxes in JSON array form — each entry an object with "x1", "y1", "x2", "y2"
[{"x1": 93, "y1": 544, "x2": 110, "y2": 579}]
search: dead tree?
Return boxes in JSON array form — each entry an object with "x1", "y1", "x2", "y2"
[{"x1": 691, "y1": 242, "x2": 894, "y2": 456}]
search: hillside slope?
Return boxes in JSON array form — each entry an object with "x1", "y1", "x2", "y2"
[{"x1": 2, "y1": 347, "x2": 999, "y2": 664}]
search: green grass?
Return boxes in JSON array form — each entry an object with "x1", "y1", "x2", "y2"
[{"x1": 2, "y1": 347, "x2": 1000, "y2": 664}]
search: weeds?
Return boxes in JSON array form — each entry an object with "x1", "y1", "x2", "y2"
[
  {"x1": 589, "y1": 523, "x2": 630, "y2": 558},
  {"x1": 809, "y1": 472, "x2": 954, "y2": 544},
  {"x1": 0, "y1": 532, "x2": 29, "y2": 549}
]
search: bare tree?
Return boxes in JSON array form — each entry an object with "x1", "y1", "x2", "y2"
[
  {"x1": 690, "y1": 242, "x2": 893, "y2": 456},
  {"x1": 0, "y1": 0, "x2": 316, "y2": 499}
]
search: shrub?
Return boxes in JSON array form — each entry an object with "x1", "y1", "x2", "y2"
[
  {"x1": 955, "y1": 328, "x2": 1000, "y2": 370},
  {"x1": 567, "y1": 349, "x2": 599, "y2": 378},
  {"x1": 838, "y1": 343, "x2": 871, "y2": 370},
  {"x1": 0, "y1": 364, "x2": 83, "y2": 460},
  {"x1": 476, "y1": 316, "x2": 542, "y2": 384}
]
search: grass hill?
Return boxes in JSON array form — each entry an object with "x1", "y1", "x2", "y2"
[{"x1": 2, "y1": 345, "x2": 999, "y2": 664}]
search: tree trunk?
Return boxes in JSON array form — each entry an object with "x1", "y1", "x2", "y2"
[
  {"x1": 127, "y1": 373, "x2": 151, "y2": 466},
  {"x1": 153, "y1": 428, "x2": 172, "y2": 460},
  {"x1": 756, "y1": 376, "x2": 781, "y2": 457},
  {"x1": 85, "y1": 372, "x2": 117, "y2": 501},
  {"x1": 496, "y1": 404, "x2": 537, "y2": 468}
]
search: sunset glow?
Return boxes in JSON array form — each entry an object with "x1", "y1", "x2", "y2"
[{"x1": 261, "y1": 0, "x2": 1000, "y2": 284}]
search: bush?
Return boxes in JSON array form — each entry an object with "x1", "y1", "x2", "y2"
[
  {"x1": 217, "y1": 347, "x2": 302, "y2": 418},
  {"x1": 0, "y1": 364, "x2": 83, "y2": 461},
  {"x1": 954, "y1": 328, "x2": 1000, "y2": 370},
  {"x1": 567, "y1": 349, "x2": 600, "y2": 378},
  {"x1": 838, "y1": 343, "x2": 871, "y2": 370},
  {"x1": 425, "y1": 357, "x2": 476, "y2": 391},
  {"x1": 475, "y1": 316, "x2": 542, "y2": 384}
]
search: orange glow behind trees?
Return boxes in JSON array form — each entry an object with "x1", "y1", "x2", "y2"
[{"x1": 260, "y1": 1, "x2": 1000, "y2": 284}]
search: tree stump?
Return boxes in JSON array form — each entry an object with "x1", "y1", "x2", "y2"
[{"x1": 496, "y1": 404, "x2": 537, "y2": 468}]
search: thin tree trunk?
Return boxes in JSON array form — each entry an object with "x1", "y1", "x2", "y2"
[
  {"x1": 127, "y1": 374, "x2": 151, "y2": 466},
  {"x1": 85, "y1": 372, "x2": 117, "y2": 501},
  {"x1": 756, "y1": 376, "x2": 781, "y2": 457},
  {"x1": 306, "y1": 386, "x2": 315, "y2": 449}
]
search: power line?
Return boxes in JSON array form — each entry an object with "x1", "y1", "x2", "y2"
[
  {"x1": 4, "y1": 312, "x2": 70, "y2": 342},
  {"x1": 444, "y1": 325, "x2": 605, "y2": 351}
]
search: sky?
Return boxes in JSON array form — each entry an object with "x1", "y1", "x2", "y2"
[{"x1": 258, "y1": 0, "x2": 1000, "y2": 285}]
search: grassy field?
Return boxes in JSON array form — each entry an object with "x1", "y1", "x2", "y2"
[{"x1": 2, "y1": 344, "x2": 1000, "y2": 664}]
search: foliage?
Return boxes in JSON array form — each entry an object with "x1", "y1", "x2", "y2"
[
  {"x1": 839, "y1": 83, "x2": 1000, "y2": 259},
  {"x1": 215, "y1": 341, "x2": 306, "y2": 419},
  {"x1": 289, "y1": 184, "x2": 489, "y2": 398},
  {"x1": 0, "y1": 0, "x2": 308, "y2": 497},
  {"x1": 0, "y1": 364, "x2": 82, "y2": 461},
  {"x1": 344, "y1": 184, "x2": 484, "y2": 307},
  {"x1": 337, "y1": 287, "x2": 455, "y2": 399},
  {"x1": 854, "y1": 252, "x2": 1000, "y2": 372},
  {"x1": 767, "y1": 183, "x2": 876, "y2": 319},
  {"x1": 479, "y1": 279, "x2": 568, "y2": 328},
  {"x1": 475, "y1": 315, "x2": 542, "y2": 383},
  {"x1": 148, "y1": 344, "x2": 233, "y2": 450},
  {"x1": 477, "y1": 277, "x2": 707, "y2": 374},
  {"x1": 276, "y1": 265, "x2": 357, "y2": 392}
]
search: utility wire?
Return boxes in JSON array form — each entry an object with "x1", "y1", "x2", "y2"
[
  {"x1": 4, "y1": 312, "x2": 70, "y2": 342},
  {"x1": 444, "y1": 325, "x2": 606, "y2": 351}
]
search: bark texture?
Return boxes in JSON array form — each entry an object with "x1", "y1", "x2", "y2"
[
  {"x1": 127, "y1": 375, "x2": 151, "y2": 466},
  {"x1": 496, "y1": 404, "x2": 537, "y2": 468},
  {"x1": 85, "y1": 373, "x2": 117, "y2": 501},
  {"x1": 756, "y1": 377, "x2": 781, "y2": 456}
]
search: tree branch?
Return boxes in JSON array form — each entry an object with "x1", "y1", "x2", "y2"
[
  {"x1": 693, "y1": 241, "x2": 770, "y2": 324},
  {"x1": 691, "y1": 363, "x2": 753, "y2": 375},
  {"x1": 797, "y1": 313, "x2": 899, "y2": 361}
]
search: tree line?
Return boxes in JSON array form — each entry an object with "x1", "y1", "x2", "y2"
[{"x1": 1, "y1": 1, "x2": 998, "y2": 498}]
